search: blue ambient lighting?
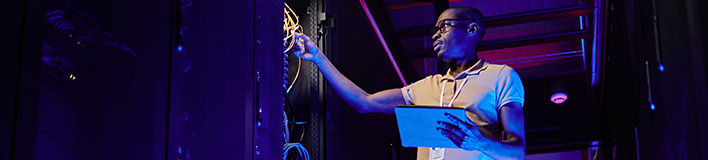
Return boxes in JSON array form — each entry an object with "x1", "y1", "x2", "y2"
[
  {"x1": 581, "y1": 39, "x2": 586, "y2": 69},
  {"x1": 178, "y1": 146, "x2": 182, "y2": 154},
  {"x1": 580, "y1": 16, "x2": 586, "y2": 70},
  {"x1": 591, "y1": 9, "x2": 599, "y2": 86}
]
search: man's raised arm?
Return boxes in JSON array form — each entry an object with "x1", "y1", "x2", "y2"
[{"x1": 292, "y1": 32, "x2": 404, "y2": 114}]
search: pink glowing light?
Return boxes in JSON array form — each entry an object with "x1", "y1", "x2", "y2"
[
  {"x1": 359, "y1": 0, "x2": 408, "y2": 86},
  {"x1": 551, "y1": 92, "x2": 568, "y2": 104}
]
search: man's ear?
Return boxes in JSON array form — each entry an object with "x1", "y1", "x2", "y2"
[{"x1": 467, "y1": 22, "x2": 479, "y2": 37}]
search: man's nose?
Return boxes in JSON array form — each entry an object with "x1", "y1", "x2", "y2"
[{"x1": 432, "y1": 32, "x2": 441, "y2": 42}]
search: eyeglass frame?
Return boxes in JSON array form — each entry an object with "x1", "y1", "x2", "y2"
[{"x1": 431, "y1": 18, "x2": 475, "y2": 34}]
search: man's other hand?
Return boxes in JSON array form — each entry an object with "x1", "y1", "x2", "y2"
[{"x1": 437, "y1": 113, "x2": 489, "y2": 151}]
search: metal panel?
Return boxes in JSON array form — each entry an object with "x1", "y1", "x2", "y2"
[
  {"x1": 1, "y1": 0, "x2": 24, "y2": 159},
  {"x1": 17, "y1": 0, "x2": 171, "y2": 159},
  {"x1": 166, "y1": 0, "x2": 256, "y2": 159},
  {"x1": 254, "y1": 0, "x2": 284, "y2": 159},
  {"x1": 307, "y1": 1, "x2": 324, "y2": 159}
]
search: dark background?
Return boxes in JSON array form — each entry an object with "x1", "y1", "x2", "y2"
[
  {"x1": 4, "y1": 0, "x2": 282, "y2": 160},
  {"x1": 3, "y1": 0, "x2": 708, "y2": 160}
]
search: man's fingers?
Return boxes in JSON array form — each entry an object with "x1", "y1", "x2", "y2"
[
  {"x1": 291, "y1": 38, "x2": 308, "y2": 59},
  {"x1": 293, "y1": 32, "x2": 316, "y2": 48},
  {"x1": 437, "y1": 121, "x2": 467, "y2": 138},
  {"x1": 292, "y1": 32, "x2": 311, "y2": 41},
  {"x1": 291, "y1": 38, "x2": 301, "y2": 49},
  {"x1": 296, "y1": 39, "x2": 305, "y2": 53},
  {"x1": 438, "y1": 127, "x2": 463, "y2": 147},
  {"x1": 290, "y1": 32, "x2": 321, "y2": 60},
  {"x1": 444, "y1": 113, "x2": 477, "y2": 132}
]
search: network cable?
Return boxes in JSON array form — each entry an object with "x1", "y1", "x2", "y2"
[
  {"x1": 284, "y1": 2, "x2": 302, "y2": 94},
  {"x1": 283, "y1": 3, "x2": 309, "y2": 160},
  {"x1": 283, "y1": 142, "x2": 309, "y2": 160}
]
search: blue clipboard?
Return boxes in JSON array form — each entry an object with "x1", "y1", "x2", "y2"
[{"x1": 394, "y1": 105, "x2": 470, "y2": 148}]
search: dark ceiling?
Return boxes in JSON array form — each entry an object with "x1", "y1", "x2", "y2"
[{"x1": 380, "y1": 0, "x2": 594, "y2": 79}]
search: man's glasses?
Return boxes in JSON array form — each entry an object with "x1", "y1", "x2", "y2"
[{"x1": 431, "y1": 18, "x2": 473, "y2": 34}]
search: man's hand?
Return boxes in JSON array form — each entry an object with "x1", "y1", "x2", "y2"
[
  {"x1": 292, "y1": 32, "x2": 322, "y2": 62},
  {"x1": 437, "y1": 113, "x2": 489, "y2": 151}
]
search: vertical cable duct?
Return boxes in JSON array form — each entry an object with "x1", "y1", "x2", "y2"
[{"x1": 358, "y1": 0, "x2": 408, "y2": 86}]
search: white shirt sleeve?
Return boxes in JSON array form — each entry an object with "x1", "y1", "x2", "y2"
[
  {"x1": 496, "y1": 65, "x2": 525, "y2": 110},
  {"x1": 401, "y1": 86, "x2": 414, "y2": 105},
  {"x1": 400, "y1": 75, "x2": 436, "y2": 105}
]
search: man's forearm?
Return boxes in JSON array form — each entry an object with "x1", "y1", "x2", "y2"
[{"x1": 479, "y1": 137, "x2": 525, "y2": 160}]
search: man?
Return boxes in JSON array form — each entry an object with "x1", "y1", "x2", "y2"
[{"x1": 292, "y1": 7, "x2": 525, "y2": 160}]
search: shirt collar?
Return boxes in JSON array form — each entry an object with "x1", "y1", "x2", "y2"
[{"x1": 440, "y1": 59, "x2": 488, "y2": 82}]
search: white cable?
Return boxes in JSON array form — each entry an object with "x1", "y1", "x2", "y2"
[
  {"x1": 448, "y1": 77, "x2": 470, "y2": 107},
  {"x1": 439, "y1": 76, "x2": 471, "y2": 107}
]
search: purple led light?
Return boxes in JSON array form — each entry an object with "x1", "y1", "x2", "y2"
[{"x1": 550, "y1": 92, "x2": 568, "y2": 104}]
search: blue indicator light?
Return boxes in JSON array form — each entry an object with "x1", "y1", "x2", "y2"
[
  {"x1": 658, "y1": 64, "x2": 664, "y2": 72},
  {"x1": 177, "y1": 45, "x2": 183, "y2": 52},
  {"x1": 178, "y1": 146, "x2": 182, "y2": 154},
  {"x1": 257, "y1": 121, "x2": 261, "y2": 127},
  {"x1": 650, "y1": 103, "x2": 655, "y2": 111},
  {"x1": 581, "y1": 39, "x2": 586, "y2": 69}
]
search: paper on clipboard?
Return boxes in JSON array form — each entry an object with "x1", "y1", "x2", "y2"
[{"x1": 394, "y1": 105, "x2": 470, "y2": 148}]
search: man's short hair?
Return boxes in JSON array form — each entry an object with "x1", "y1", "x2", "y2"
[
  {"x1": 446, "y1": 6, "x2": 486, "y2": 38},
  {"x1": 447, "y1": 7, "x2": 484, "y2": 24}
]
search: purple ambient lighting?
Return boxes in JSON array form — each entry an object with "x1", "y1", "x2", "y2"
[
  {"x1": 358, "y1": 0, "x2": 408, "y2": 86},
  {"x1": 550, "y1": 92, "x2": 568, "y2": 104}
]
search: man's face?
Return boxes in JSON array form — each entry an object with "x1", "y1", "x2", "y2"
[{"x1": 432, "y1": 10, "x2": 475, "y2": 62}]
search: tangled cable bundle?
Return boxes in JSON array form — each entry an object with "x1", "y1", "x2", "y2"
[
  {"x1": 283, "y1": 2, "x2": 303, "y2": 94},
  {"x1": 282, "y1": 3, "x2": 309, "y2": 160}
]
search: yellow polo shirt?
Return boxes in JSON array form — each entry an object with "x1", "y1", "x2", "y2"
[{"x1": 400, "y1": 59, "x2": 524, "y2": 160}]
